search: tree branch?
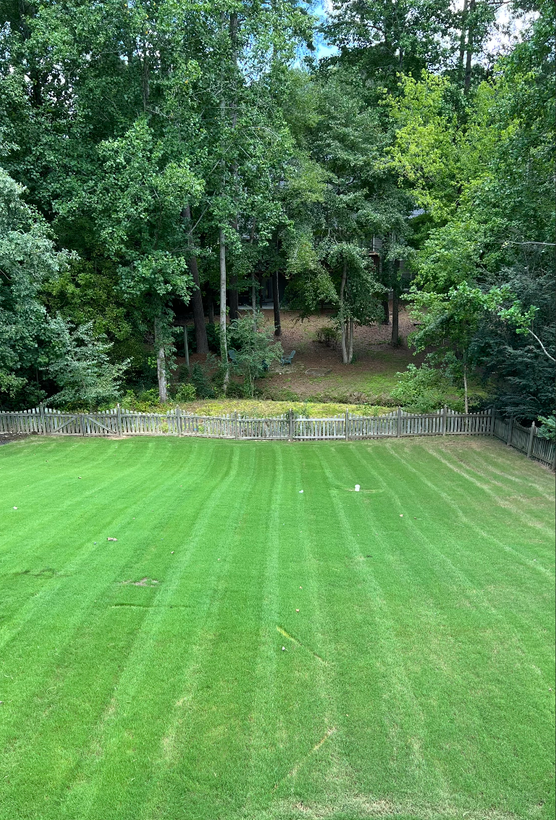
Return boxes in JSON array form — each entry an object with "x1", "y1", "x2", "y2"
[{"x1": 527, "y1": 329, "x2": 556, "y2": 362}]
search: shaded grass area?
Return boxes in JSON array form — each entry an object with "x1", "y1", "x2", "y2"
[{"x1": 0, "y1": 437, "x2": 554, "y2": 820}]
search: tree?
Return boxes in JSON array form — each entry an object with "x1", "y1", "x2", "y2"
[
  {"x1": 227, "y1": 313, "x2": 282, "y2": 397},
  {"x1": 46, "y1": 319, "x2": 129, "y2": 408},
  {"x1": 390, "y1": 4, "x2": 555, "y2": 418},
  {"x1": 0, "y1": 168, "x2": 70, "y2": 406},
  {"x1": 282, "y1": 68, "x2": 410, "y2": 361}
]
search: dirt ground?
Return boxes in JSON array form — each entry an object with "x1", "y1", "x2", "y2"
[
  {"x1": 184, "y1": 303, "x2": 423, "y2": 404},
  {"x1": 253, "y1": 305, "x2": 422, "y2": 402}
]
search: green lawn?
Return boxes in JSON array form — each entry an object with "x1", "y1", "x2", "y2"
[{"x1": 0, "y1": 436, "x2": 554, "y2": 820}]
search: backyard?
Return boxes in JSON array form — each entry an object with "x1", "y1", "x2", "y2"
[{"x1": 0, "y1": 435, "x2": 554, "y2": 820}]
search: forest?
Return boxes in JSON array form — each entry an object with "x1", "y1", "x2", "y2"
[{"x1": 0, "y1": 0, "x2": 554, "y2": 421}]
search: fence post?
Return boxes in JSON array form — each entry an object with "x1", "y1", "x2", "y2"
[
  {"x1": 489, "y1": 407, "x2": 495, "y2": 435},
  {"x1": 39, "y1": 402, "x2": 46, "y2": 434},
  {"x1": 506, "y1": 416, "x2": 513, "y2": 447},
  {"x1": 234, "y1": 412, "x2": 239, "y2": 440},
  {"x1": 79, "y1": 413, "x2": 85, "y2": 436},
  {"x1": 345, "y1": 411, "x2": 349, "y2": 441},
  {"x1": 176, "y1": 405, "x2": 181, "y2": 436},
  {"x1": 116, "y1": 403, "x2": 122, "y2": 436},
  {"x1": 442, "y1": 405, "x2": 447, "y2": 436},
  {"x1": 526, "y1": 421, "x2": 535, "y2": 458},
  {"x1": 288, "y1": 409, "x2": 294, "y2": 441},
  {"x1": 397, "y1": 406, "x2": 402, "y2": 437}
]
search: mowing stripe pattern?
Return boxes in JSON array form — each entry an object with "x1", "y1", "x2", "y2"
[{"x1": 0, "y1": 436, "x2": 554, "y2": 820}]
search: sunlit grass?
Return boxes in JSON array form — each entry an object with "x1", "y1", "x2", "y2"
[{"x1": 0, "y1": 436, "x2": 554, "y2": 820}]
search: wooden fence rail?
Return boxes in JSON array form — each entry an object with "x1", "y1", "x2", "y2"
[{"x1": 0, "y1": 405, "x2": 554, "y2": 468}]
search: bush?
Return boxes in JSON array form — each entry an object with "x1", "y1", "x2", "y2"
[
  {"x1": 391, "y1": 364, "x2": 459, "y2": 413},
  {"x1": 226, "y1": 380, "x2": 250, "y2": 399},
  {"x1": 191, "y1": 362, "x2": 215, "y2": 399},
  {"x1": 173, "y1": 383, "x2": 196, "y2": 402},
  {"x1": 138, "y1": 387, "x2": 160, "y2": 407},
  {"x1": 316, "y1": 325, "x2": 339, "y2": 348},
  {"x1": 537, "y1": 415, "x2": 556, "y2": 441},
  {"x1": 226, "y1": 313, "x2": 282, "y2": 397}
]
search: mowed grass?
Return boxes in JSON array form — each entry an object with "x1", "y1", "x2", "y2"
[{"x1": 0, "y1": 436, "x2": 554, "y2": 820}]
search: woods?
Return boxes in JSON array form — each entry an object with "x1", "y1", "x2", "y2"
[{"x1": 0, "y1": 0, "x2": 554, "y2": 420}]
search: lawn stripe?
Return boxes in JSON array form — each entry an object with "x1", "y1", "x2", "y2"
[
  {"x1": 132, "y1": 443, "x2": 278, "y2": 819},
  {"x1": 240, "y1": 443, "x2": 285, "y2": 813},
  {"x1": 58, "y1": 444, "x2": 251, "y2": 819},
  {"x1": 0, "y1": 441, "x2": 228, "y2": 816},
  {"x1": 320, "y1": 442, "x2": 552, "y2": 814},
  {"x1": 313, "y1": 444, "x2": 450, "y2": 803},
  {"x1": 269, "y1": 446, "x2": 348, "y2": 804},
  {"x1": 423, "y1": 443, "x2": 555, "y2": 537},
  {"x1": 364, "y1": 442, "x2": 554, "y2": 808}
]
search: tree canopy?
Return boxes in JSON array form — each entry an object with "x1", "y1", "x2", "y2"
[{"x1": 0, "y1": 0, "x2": 553, "y2": 416}]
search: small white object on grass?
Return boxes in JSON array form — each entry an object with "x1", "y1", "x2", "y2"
[
  {"x1": 400, "y1": 514, "x2": 403, "y2": 517},
  {"x1": 355, "y1": 484, "x2": 360, "y2": 492},
  {"x1": 13, "y1": 507, "x2": 17, "y2": 510},
  {"x1": 299, "y1": 490, "x2": 303, "y2": 494},
  {"x1": 282, "y1": 646, "x2": 286, "y2": 651}
]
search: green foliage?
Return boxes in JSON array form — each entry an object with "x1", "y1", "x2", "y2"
[
  {"x1": 537, "y1": 416, "x2": 556, "y2": 441},
  {"x1": 391, "y1": 363, "x2": 462, "y2": 413},
  {"x1": 227, "y1": 313, "x2": 282, "y2": 397},
  {"x1": 0, "y1": 168, "x2": 71, "y2": 407},
  {"x1": 316, "y1": 326, "x2": 339, "y2": 348},
  {"x1": 190, "y1": 363, "x2": 216, "y2": 400},
  {"x1": 46, "y1": 319, "x2": 129, "y2": 409},
  {"x1": 173, "y1": 383, "x2": 196, "y2": 403}
]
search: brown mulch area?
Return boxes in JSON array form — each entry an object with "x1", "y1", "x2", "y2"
[{"x1": 180, "y1": 304, "x2": 423, "y2": 402}]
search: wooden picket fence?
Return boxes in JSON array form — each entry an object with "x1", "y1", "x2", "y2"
[
  {"x1": 0, "y1": 405, "x2": 554, "y2": 467},
  {"x1": 492, "y1": 414, "x2": 556, "y2": 468}
]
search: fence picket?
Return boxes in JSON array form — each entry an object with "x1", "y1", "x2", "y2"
[{"x1": 0, "y1": 406, "x2": 553, "y2": 467}]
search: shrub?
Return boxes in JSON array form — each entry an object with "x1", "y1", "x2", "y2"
[
  {"x1": 316, "y1": 325, "x2": 339, "y2": 348},
  {"x1": 391, "y1": 364, "x2": 458, "y2": 413},
  {"x1": 191, "y1": 362, "x2": 215, "y2": 399},
  {"x1": 173, "y1": 383, "x2": 196, "y2": 402},
  {"x1": 226, "y1": 313, "x2": 282, "y2": 397},
  {"x1": 537, "y1": 415, "x2": 556, "y2": 441},
  {"x1": 138, "y1": 387, "x2": 160, "y2": 406}
]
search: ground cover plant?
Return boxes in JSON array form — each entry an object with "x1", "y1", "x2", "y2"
[{"x1": 0, "y1": 436, "x2": 554, "y2": 820}]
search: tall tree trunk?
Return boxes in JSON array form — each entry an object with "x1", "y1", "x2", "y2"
[
  {"x1": 348, "y1": 318, "x2": 354, "y2": 364},
  {"x1": 340, "y1": 260, "x2": 348, "y2": 365},
  {"x1": 183, "y1": 206, "x2": 208, "y2": 355},
  {"x1": 458, "y1": 0, "x2": 469, "y2": 82},
  {"x1": 381, "y1": 298, "x2": 390, "y2": 325},
  {"x1": 464, "y1": 0, "x2": 476, "y2": 94},
  {"x1": 219, "y1": 228, "x2": 229, "y2": 392},
  {"x1": 463, "y1": 359, "x2": 469, "y2": 414},
  {"x1": 183, "y1": 324, "x2": 190, "y2": 375},
  {"x1": 154, "y1": 318, "x2": 168, "y2": 403},
  {"x1": 272, "y1": 269, "x2": 281, "y2": 337},
  {"x1": 391, "y1": 269, "x2": 400, "y2": 347}
]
